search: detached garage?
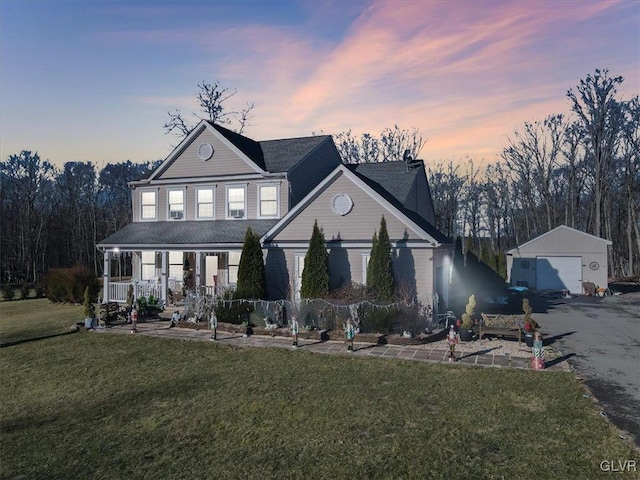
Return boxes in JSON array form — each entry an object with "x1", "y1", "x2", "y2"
[{"x1": 506, "y1": 225, "x2": 612, "y2": 294}]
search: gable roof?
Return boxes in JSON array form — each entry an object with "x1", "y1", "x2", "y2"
[
  {"x1": 506, "y1": 225, "x2": 612, "y2": 254},
  {"x1": 97, "y1": 220, "x2": 279, "y2": 248},
  {"x1": 144, "y1": 121, "x2": 335, "y2": 182},
  {"x1": 346, "y1": 161, "x2": 448, "y2": 243},
  {"x1": 263, "y1": 164, "x2": 449, "y2": 245}
]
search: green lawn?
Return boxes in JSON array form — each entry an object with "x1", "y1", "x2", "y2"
[{"x1": 1, "y1": 299, "x2": 637, "y2": 479}]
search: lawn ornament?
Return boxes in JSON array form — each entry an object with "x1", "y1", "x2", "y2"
[
  {"x1": 291, "y1": 315, "x2": 299, "y2": 348},
  {"x1": 210, "y1": 311, "x2": 218, "y2": 340},
  {"x1": 447, "y1": 324, "x2": 458, "y2": 362},
  {"x1": 345, "y1": 318, "x2": 356, "y2": 352},
  {"x1": 130, "y1": 306, "x2": 138, "y2": 334},
  {"x1": 531, "y1": 331, "x2": 545, "y2": 369}
]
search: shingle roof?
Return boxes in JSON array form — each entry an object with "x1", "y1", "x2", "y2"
[
  {"x1": 210, "y1": 122, "x2": 331, "y2": 173},
  {"x1": 346, "y1": 162, "x2": 450, "y2": 244},
  {"x1": 98, "y1": 220, "x2": 279, "y2": 247}
]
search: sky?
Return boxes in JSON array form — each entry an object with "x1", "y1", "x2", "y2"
[{"x1": 1, "y1": 0, "x2": 638, "y2": 169}]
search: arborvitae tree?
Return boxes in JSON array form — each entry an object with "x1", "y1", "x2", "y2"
[
  {"x1": 366, "y1": 231, "x2": 378, "y2": 287},
  {"x1": 368, "y1": 216, "x2": 394, "y2": 301},
  {"x1": 300, "y1": 220, "x2": 329, "y2": 298},
  {"x1": 236, "y1": 227, "x2": 266, "y2": 299}
]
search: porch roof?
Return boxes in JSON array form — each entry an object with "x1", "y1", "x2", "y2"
[{"x1": 97, "y1": 220, "x2": 279, "y2": 249}]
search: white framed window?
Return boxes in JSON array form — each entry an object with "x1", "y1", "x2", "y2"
[
  {"x1": 258, "y1": 184, "x2": 279, "y2": 218},
  {"x1": 168, "y1": 189, "x2": 185, "y2": 220},
  {"x1": 362, "y1": 253, "x2": 371, "y2": 285},
  {"x1": 228, "y1": 251, "x2": 241, "y2": 284},
  {"x1": 226, "y1": 185, "x2": 246, "y2": 219},
  {"x1": 140, "y1": 191, "x2": 157, "y2": 221},
  {"x1": 169, "y1": 251, "x2": 184, "y2": 281},
  {"x1": 141, "y1": 251, "x2": 156, "y2": 280},
  {"x1": 196, "y1": 187, "x2": 215, "y2": 219}
]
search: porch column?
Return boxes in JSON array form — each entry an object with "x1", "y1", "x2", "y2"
[
  {"x1": 195, "y1": 251, "x2": 202, "y2": 293},
  {"x1": 102, "y1": 249, "x2": 111, "y2": 304},
  {"x1": 160, "y1": 251, "x2": 168, "y2": 303}
]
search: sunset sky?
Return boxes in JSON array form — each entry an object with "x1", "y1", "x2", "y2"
[{"x1": 1, "y1": 0, "x2": 638, "y2": 168}]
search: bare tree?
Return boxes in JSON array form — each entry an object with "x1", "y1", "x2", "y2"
[
  {"x1": 567, "y1": 69, "x2": 625, "y2": 239},
  {"x1": 333, "y1": 126, "x2": 425, "y2": 163},
  {"x1": 164, "y1": 80, "x2": 255, "y2": 137}
]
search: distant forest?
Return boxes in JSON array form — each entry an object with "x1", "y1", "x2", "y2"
[{"x1": 1, "y1": 69, "x2": 638, "y2": 285}]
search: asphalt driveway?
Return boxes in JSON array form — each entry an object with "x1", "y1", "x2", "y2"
[{"x1": 534, "y1": 293, "x2": 640, "y2": 446}]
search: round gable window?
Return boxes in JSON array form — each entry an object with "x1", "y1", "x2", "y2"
[
  {"x1": 198, "y1": 143, "x2": 214, "y2": 161},
  {"x1": 331, "y1": 193, "x2": 353, "y2": 216}
]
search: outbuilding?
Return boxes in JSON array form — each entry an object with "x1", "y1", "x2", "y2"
[{"x1": 505, "y1": 225, "x2": 612, "y2": 294}]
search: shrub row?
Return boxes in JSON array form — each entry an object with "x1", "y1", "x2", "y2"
[{"x1": 43, "y1": 265, "x2": 99, "y2": 303}]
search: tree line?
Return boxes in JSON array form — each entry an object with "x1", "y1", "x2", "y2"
[{"x1": 1, "y1": 69, "x2": 637, "y2": 287}]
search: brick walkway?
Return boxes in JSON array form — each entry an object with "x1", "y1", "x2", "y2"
[{"x1": 97, "y1": 320, "x2": 570, "y2": 371}]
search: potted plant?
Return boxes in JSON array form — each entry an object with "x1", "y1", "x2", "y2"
[
  {"x1": 522, "y1": 298, "x2": 538, "y2": 347},
  {"x1": 458, "y1": 294, "x2": 476, "y2": 342},
  {"x1": 83, "y1": 286, "x2": 96, "y2": 329}
]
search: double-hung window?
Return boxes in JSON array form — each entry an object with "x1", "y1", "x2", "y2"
[
  {"x1": 141, "y1": 252, "x2": 156, "y2": 281},
  {"x1": 141, "y1": 191, "x2": 157, "y2": 221},
  {"x1": 228, "y1": 251, "x2": 241, "y2": 284},
  {"x1": 227, "y1": 186, "x2": 246, "y2": 219},
  {"x1": 196, "y1": 187, "x2": 214, "y2": 219},
  {"x1": 168, "y1": 189, "x2": 184, "y2": 220},
  {"x1": 258, "y1": 184, "x2": 279, "y2": 218}
]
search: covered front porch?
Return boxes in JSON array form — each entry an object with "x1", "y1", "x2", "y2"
[{"x1": 101, "y1": 249, "x2": 241, "y2": 303}]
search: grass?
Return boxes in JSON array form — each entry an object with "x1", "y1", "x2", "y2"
[{"x1": 1, "y1": 299, "x2": 637, "y2": 479}]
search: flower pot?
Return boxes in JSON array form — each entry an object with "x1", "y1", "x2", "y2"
[
  {"x1": 459, "y1": 328, "x2": 474, "y2": 342},
  {"x1": 524, "y1": 332, "x2": 534, "y2": 348},
  {"x1": 84, "y1": 317, "x2": 96, "y2": 329}
]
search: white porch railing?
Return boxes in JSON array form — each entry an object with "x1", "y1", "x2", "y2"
[{"x1": 107, "y1": 281, "x2": 163, "y2": 303}]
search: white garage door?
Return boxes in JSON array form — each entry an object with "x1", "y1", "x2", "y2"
[{"x1": 536, "y1": 256, "x2": 582, "y2": 293}]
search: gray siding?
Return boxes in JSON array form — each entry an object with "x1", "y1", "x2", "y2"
[
  {"x1": 157, "y1": 128, "x2": 258, "y2": 179},
  {"x1": 507, "y1": 226, "x2": 610, "y2": 291},
  {"x1": 287, "y1": 138, "x2": 342, "y2": 207},
  {"x1": 272, "y1": 173, "x2": 425, "y2": 242},
  {"x1": 269, "y1": 245, "x2": 436, "y2": 304},
  {"x1": 133, "y1": 179, "x2": 288, "y2": 223}
]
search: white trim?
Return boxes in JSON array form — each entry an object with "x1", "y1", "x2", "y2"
[
  {"x1": 195, "y1": 185, "x2": 216, "y2": 220},
  {"x1": 131, "y1": 172, "x2": 285, "y2": 187},
  {"x1": 148, "y1": 121, "x2": 264, "y2": 181},
  {"x1": 362, "y1": 252, "x2": 370, "y2": 285},
  {"x1": 261, "y1": 165, "x2": 442, "y2": 245},
  {"x1": 139, "y1": 189, "x2": 158, "y2": 222},
  {"x1": 506, "y1": 225, "x2": 612, "y2": 254},
  {"x1": 263, "y1": 241, "x2": 437, "y2": 249},
  {"x1": 257, "y1": 182, "x2": 280, "y2": 219},
  {"x1": 225, "y1": 184, "x2": 247, "y2": 219},
  {"x1": 166, "y1": 187, "x2": 186, "y2": 221}
]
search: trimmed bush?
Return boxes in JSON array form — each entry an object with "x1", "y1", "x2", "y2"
[
  {"x1": 367, "y1": 216, "x2": 394, "y2": 301},
  {"x1": 20, "y1": 283, "x2": 30, "y2": 300},
  {"x1": 301, "y1": 220, "x2": 329, "y2": 299},
  {"x1": 236, "y1": 227, "x2": 266, "y2": 300}
]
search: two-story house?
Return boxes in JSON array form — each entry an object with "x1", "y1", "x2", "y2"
[{"x1": 97, "y1": 120, "x2": 452, "y2": 307}]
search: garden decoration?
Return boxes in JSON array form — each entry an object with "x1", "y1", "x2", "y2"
[
  {"x1": 291, "y1": 315, "x2": 299, "y2": 348},
  {"x1": 345, "y1": 318, "x2": 356, "y2": 352},
  {"x1": 446, "y1": 324, "x2": 458, "y2": 362},
  {"x1": 130, "y1": 306, "x2": 138, "y2": 334},
  {"x1": 209, "y1": 311, "x2": 218, "y2": 340},
  {"x1": 170, "y1": 310, "x2": 180, "y2": 328},
  {"x1": 531, "y1": 331, "x2": 545, "y2": 369},
  {"x1": 522, "y1": 298, "x2": 539, "y2": 348},
  {"x1": 458, "y1": 294, "x2": 476, "y2": 342}
]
